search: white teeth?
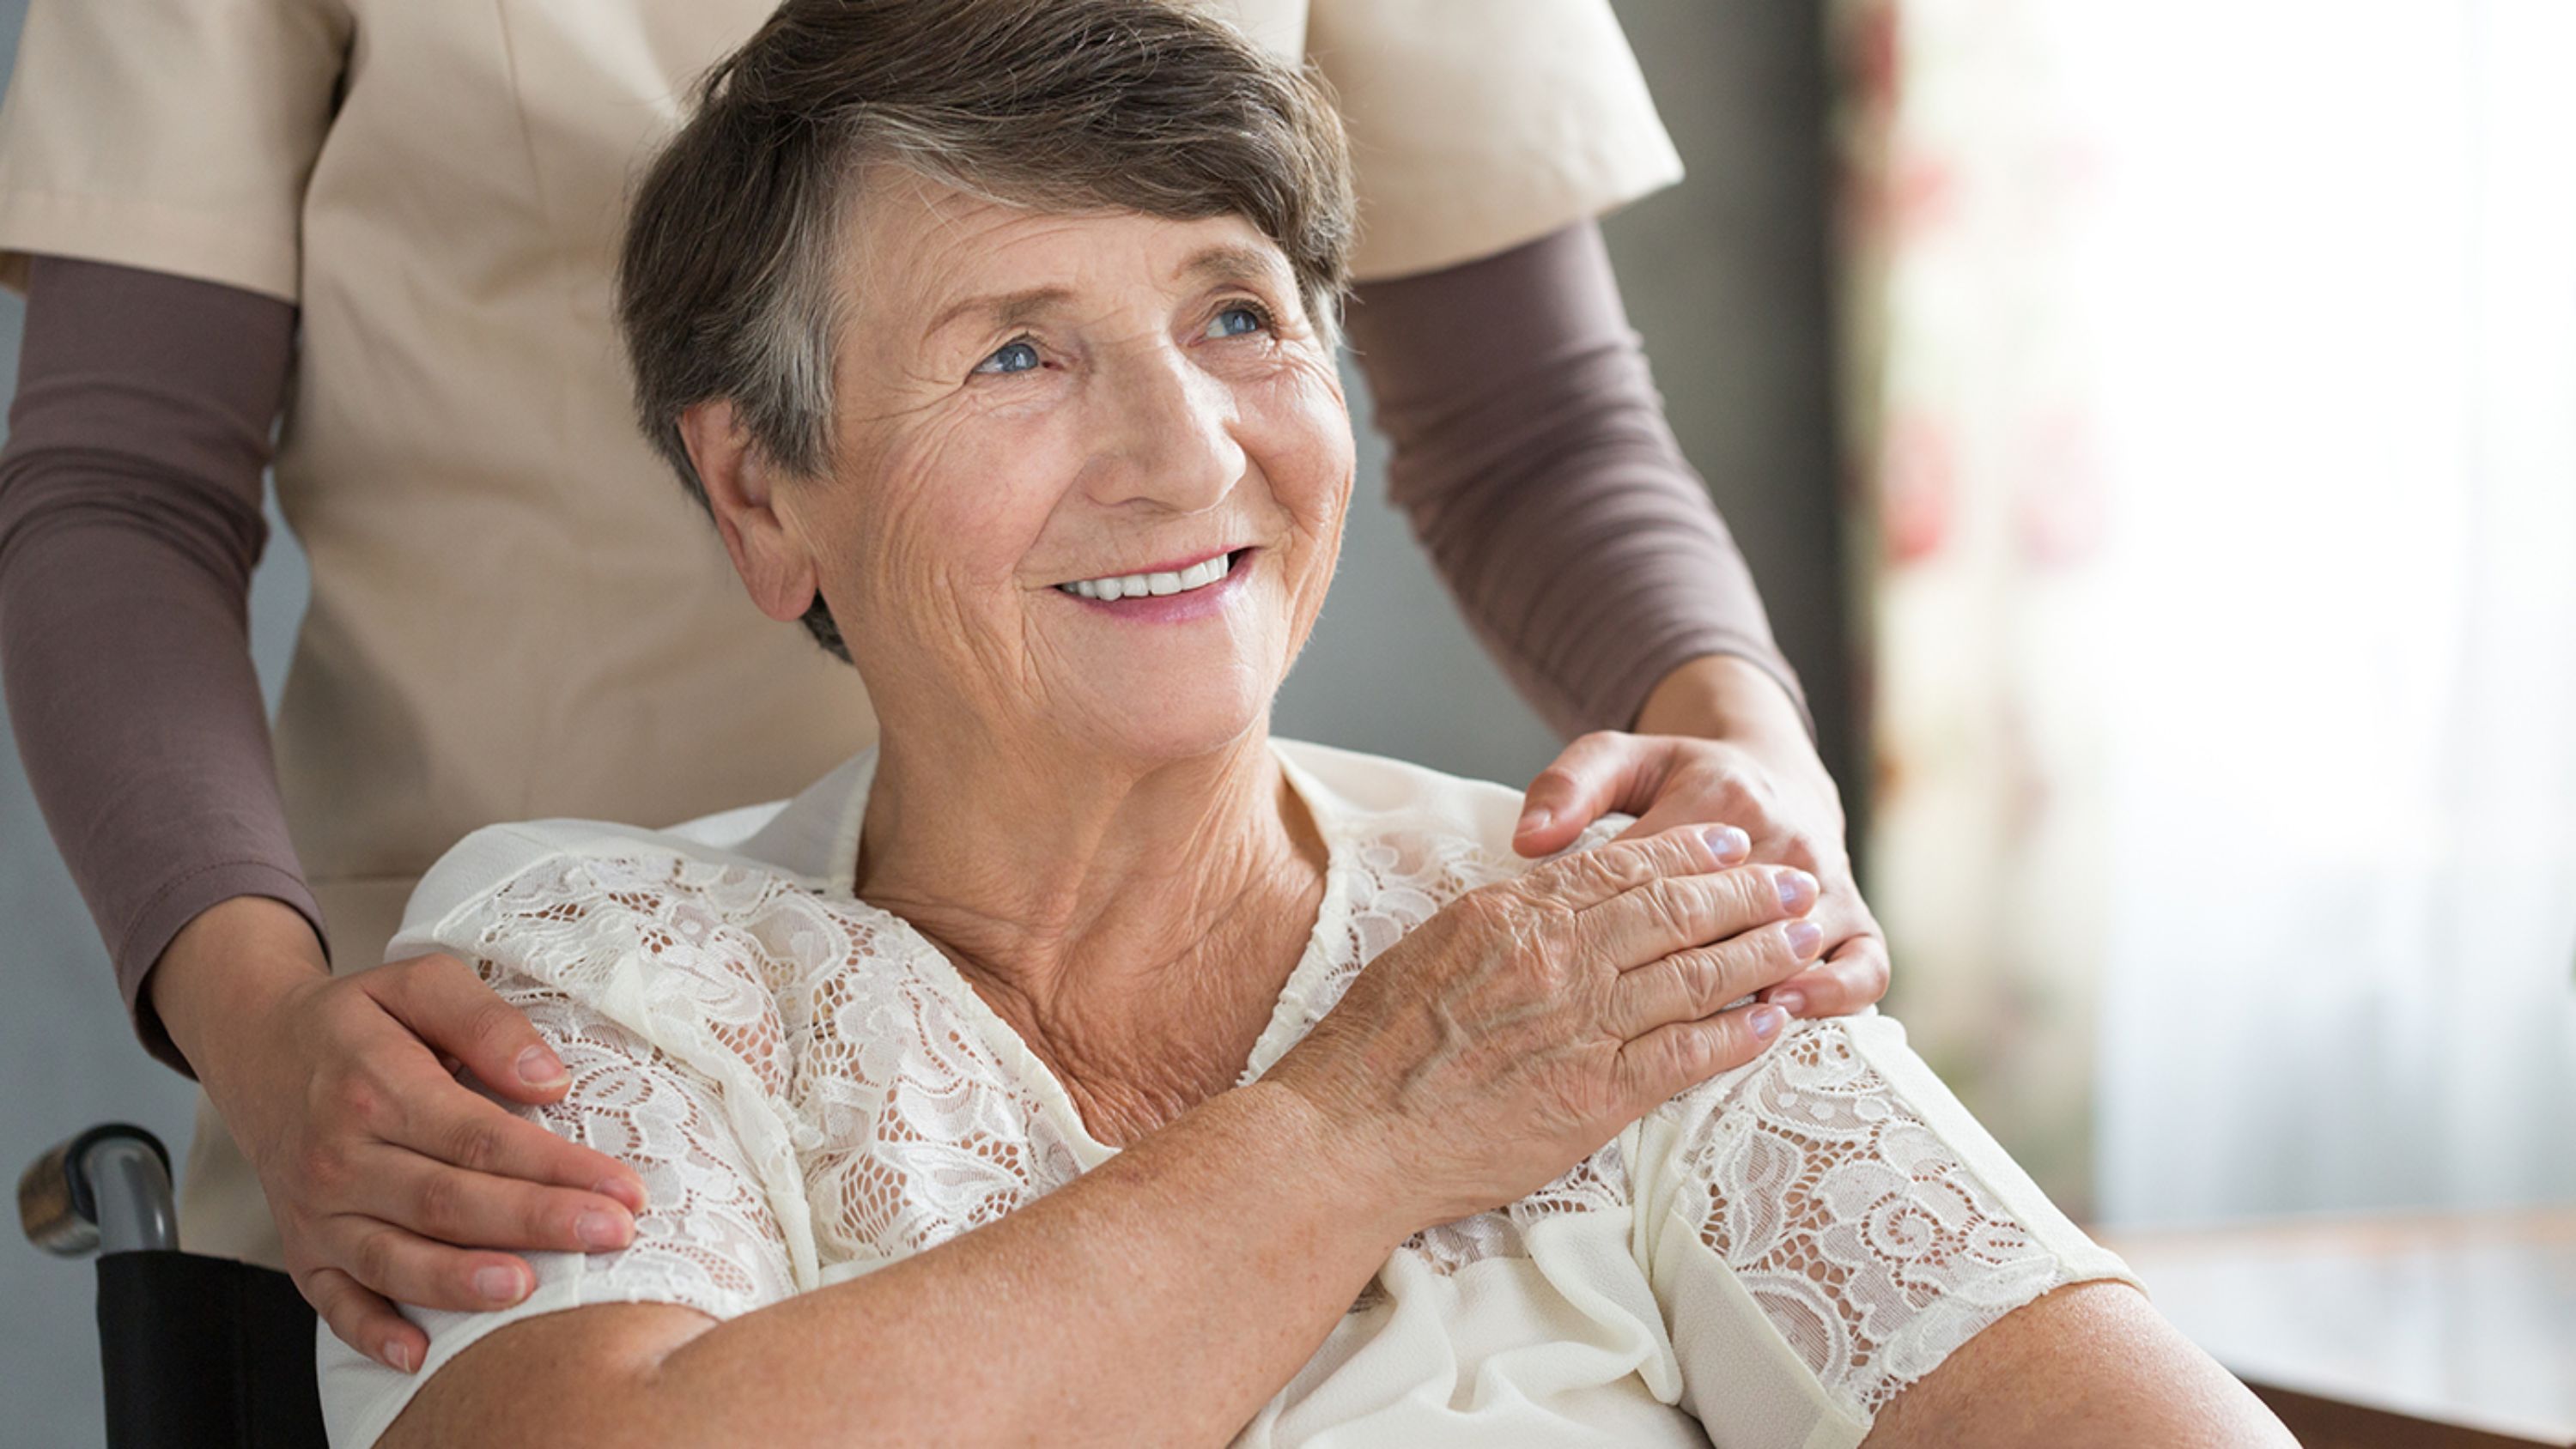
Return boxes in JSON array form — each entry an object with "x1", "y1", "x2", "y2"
[{"x1": 1057, "y1": 551, "x2": 1236, "y2": 601}]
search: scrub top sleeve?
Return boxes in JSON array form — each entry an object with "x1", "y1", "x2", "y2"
[
  {"x1": 0, "y1": 0, "x2": 352, "y2": 301},
  {"x1": 1304, "y1": 0, "x2": 1685, "y2": 282}
]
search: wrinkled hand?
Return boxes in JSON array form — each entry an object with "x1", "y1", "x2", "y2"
[
  {"x1": 151, "y1": 896, "x2": 647, "y2": 1373},
  {"x1": 1270, "y1": 823, "x2": 1822, "y2": 1234},
  {"x1": 1510, "y1": 662, "x2": 1891, "y2": 1022}
]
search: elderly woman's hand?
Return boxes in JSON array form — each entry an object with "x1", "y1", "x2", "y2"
[
  {"x1": 1512, "y1": 654, "x2": 1891, "y2": 1023},
  {"x1": 1267, "y1": 822, "x2": 1820, "y2": 1230},
  {"x1": 149, "y1": 896, "x2": 649, "y2": 1371}
]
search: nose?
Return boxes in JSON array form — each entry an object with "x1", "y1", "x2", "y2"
[{"x1": 1078, "y1": 340, "x2": 1244, "y2": 514}]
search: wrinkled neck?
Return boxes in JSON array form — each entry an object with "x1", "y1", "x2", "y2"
[{"x1": 854, "y1": 724, "x2": 1321, "y2": 1013}]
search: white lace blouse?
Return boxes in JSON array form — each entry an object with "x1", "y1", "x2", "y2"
[{"x1": 318, "y1": 739, "x2": 2136, "y2": 1448}]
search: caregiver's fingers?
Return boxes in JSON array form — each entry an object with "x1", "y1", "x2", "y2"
[
  {"x1": 1761, "y1": 934, "x2": 1893, "y2": 1021},
  {"x1": 355, "y1": 1147, "x2": 637, "y2": 1260},
  {"x1": 304, "y1": 1265, "x2": 427, "y2": 1373},
  {"x1": 381, "y1": 1070, "x2": 645, "y2": 1214},
  {"x1": 364, "y1": 950, "x2": 575, "y2": 1106},
  {"x1": 1607, "y1": 918, "x2": 1826, "y2": 1041},
  {"x1": 1603, "y1": 758, "x2": 1807, "y2": 858},
  {"x1": 327, "y1": 1213, "x2": 542, "y2": 1318},
  {"x1": 1616, "y1": 999, "x2": 1790, "y2": 1107},
  {"x1": 1512, "y1": 731, "x2": 1686, "y2": 857}
]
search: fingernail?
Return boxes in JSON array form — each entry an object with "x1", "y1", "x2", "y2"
[
  {"x1": 1517, "y1": 808, "x2": 1552, "y2": 836},
  {"x1": 1750, "y1": 1004, "x2": 1787, "y2": 1040},
  {"x1": 1702, "y1": 825, "x2": 1751, "y2": 863},
  {"x1": 1777, "y1": 870, "x2": 1817, "y2": 913},
  {"x1": 595, "y1": 1176, "x2": 648, "y2": 1213},
  {"x1": 515, "y1": 1045, "x2": 569, "y2": 1088},
  {"x1": 577, "y1": 1210, "x2": 630, "y2": 1250},
  {"x1": 382, "y1": 1339, "x2": 416, "y2": 1373},
  {"x1": 1769, "y1": 989, "x2": 1808, "y2": 1019},
  {"x1": 1785, "y1": 919, "x2": 1824, "y2": 960},
  {"x1": 472, "y1": 1265, "x2": 526, "y2": 1305}
]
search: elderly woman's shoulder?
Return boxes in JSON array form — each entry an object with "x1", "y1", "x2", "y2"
[
  {"x1": 1275, "y1": 739, "x2": 1631, "y2": 869},
  {"x1": 386, "y1": 812, "x2": 877, "y2": 1022},
  {"x1": 398, "y1": 816, "x2": 778, "y2": 935}
]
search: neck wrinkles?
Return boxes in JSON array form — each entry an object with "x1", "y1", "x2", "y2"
[{"x1": 853, "y1": 726, "x2": 1324, "y2": 1013}]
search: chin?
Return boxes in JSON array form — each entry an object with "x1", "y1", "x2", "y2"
[{"x1": 1074, "y1": 674, "x2": 1277, "y2": 766}]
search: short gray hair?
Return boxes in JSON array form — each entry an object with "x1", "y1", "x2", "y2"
[{"x1": 616, "y1": 0, "x2": 1358, "y2": 661}]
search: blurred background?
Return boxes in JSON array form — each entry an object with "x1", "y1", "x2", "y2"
[{"x1": 4, "y1": 3, "x2": 2572, "y2": 1446}]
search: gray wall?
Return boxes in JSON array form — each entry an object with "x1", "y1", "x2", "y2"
[
  {"x1": 0, "y1": 5, "x2": 1842, "y2": 1443},
  {"x1": 1601, "y1": 3, "x2": 1851, "y2": 805}
]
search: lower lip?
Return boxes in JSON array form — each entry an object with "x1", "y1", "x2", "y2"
[{"x1": 1057, "y1": 549, "x2": 1253, "y2": 623}]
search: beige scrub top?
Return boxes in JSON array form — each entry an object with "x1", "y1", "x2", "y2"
[{"x1": 0, "y1": 0, "x2": 1683, "y2": 1267}]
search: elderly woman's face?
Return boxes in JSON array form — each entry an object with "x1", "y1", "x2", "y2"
[{"x1": 780, "y1": 172, "x2": 1352, "y2": 762}]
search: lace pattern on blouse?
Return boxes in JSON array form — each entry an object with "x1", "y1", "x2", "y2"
[
  {"x1": 457, "y1": 851, "x2": 1088, "y2": 1292},
  {"x1": 506, "y1": 980, "x2": 800, "y2": 1316},
  {"x1": 442, "y1": 805, "x2": 2080, "y2": 1417},
  {"x1": 1652, "y1": 1020, "x2": 2081, "y2": 1415}
]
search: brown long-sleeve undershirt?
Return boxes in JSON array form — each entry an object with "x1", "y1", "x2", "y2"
[
  {"x1": 0, "y1": 221, "x2": 1802, "y2": 1073},
  {"x1": 1346, "y1": 221, "x2": 1806, "y2": 741}
]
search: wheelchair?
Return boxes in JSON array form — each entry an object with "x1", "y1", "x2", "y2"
[{"x1": 18, "y1": 1124, "x2": 327, "y2": 1448}]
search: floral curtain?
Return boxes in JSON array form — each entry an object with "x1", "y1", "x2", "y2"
[
  {"x1": 1833, "y1": 0, "x2": 2116, "y2": 1212},
  {"x1": 1837, "y1": 0, "x2": 2576, "y2": 1223}
]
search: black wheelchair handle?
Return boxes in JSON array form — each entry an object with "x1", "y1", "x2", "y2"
[{"x1": 19, "y1": 1123, "x2": 179, "y2": 1258}]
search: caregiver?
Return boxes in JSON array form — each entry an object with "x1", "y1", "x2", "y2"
[{"x1": 0, "y1": 0, "x2": 1883, "y2": 1376}]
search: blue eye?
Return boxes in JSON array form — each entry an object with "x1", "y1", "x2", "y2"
[
  {"x1": 1207, "y1": 304, "x2": 1270, "y2": 339},
  {"x1": 975, "y1": 339, "x2": 1041, "y2": 375}
]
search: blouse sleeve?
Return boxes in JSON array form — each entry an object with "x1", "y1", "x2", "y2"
[
  {"x1": 0, "y1": 0, "x2": 352, "y2": 300},
  {"x1": 1629, "y1": 1012, "x2": 2141, "y2": 1449},
  {"x1": 1304, "y1": 0, "x2": 1684, "y2": 282},
  {"x1": 316, "y1": 837, "x2": 809, "y2": 1449}
]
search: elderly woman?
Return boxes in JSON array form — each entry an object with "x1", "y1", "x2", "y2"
[{"x1": 319, "y1": 3, "x2": 2292, "y2": 1446}]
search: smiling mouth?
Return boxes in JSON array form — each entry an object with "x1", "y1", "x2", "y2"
[{"x1": 1054, "y1": 549, "x2": 1247, "y2": 602}]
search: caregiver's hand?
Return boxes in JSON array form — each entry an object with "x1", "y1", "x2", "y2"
[
  {"x1": 149, "y1": 895, "x2": 648, "y2": 1372},
  {"x1": 1513, "y1": 652, "x2": 1892, "y2": 1023},
  {"x1": 1270, "y1": 822, "x2": 1820, "y2": 1231}
]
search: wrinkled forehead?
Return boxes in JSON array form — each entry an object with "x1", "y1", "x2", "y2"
[{"x1": 837, "y1": 167, "x2": 1299, "y2": 348}]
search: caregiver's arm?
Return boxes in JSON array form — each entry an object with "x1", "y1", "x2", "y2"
[
  {"x1": 384, "y1": 830, "x2": 1820, "y2": 1448},
  {"x1": 0, "y1": 257, "x2": 643, "y2": 1368},
  {"x1": 1346, "y1": 221, "x2": 1805, "y2": 743},
  {"x1": 0, "y1": 255, "x2": 315, "y2": 1067},
  {"x1": 1348, "y1": 223, "x2": 1890, "y2": 1019}
]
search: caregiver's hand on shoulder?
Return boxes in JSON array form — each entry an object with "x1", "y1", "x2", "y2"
[
  {"x1": 1268, "y1": 822, "x2": 1820, "y2": 1233},
  {"x1": 1513, "y1": 652, "x2": 1892, "y2": 1023},
  {"x1": 149, "y1": 895, "x2": 647, "y2": 1373}
]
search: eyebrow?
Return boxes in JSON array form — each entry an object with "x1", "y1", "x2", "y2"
[
  {"x1": 920, "y1": 285, "x2": 1075, "y2": 345},
  {"x1": 1175, "y1": 241, "x2": 1291, "y2": 291},
  {"x1": 918, "y1": 242, "x2": 1292, "y2": 344}
]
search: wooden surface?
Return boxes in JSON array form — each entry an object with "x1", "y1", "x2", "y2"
[{"x1": 2099, "y1": 1209, "x2": 2576, "y2": 1448}]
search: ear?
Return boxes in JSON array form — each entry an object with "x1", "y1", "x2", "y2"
[{"x1": 679, "y1": 400, "x2": 821, "y2": 625}]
